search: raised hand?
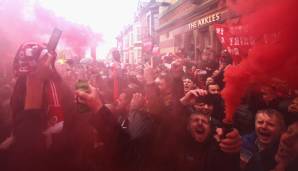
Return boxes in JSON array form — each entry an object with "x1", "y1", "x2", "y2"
[
  {"x1": 180, "y1": 89, "x2": 208, "y2": 105},
  {"x1": 215, "y1": 128, "x2": 241, "y2": 153},
  {"x1": 76, "y1": 85, "x2": 103, "y2": 113},
  {"x1": 28, "y1": 49, "x2": 56, "y2": 81}
]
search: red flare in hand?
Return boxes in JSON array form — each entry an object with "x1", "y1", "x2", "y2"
[{"x1": 222, "y1": 0, "x2": 298, "y2": 122}]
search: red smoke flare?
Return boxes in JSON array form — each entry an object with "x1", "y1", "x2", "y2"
[{"x1": 222, "y1": 0, "x2": 298, "y2": 122}]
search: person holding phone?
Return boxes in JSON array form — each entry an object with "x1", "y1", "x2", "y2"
[
  {"x1": 8, "y1": 43, "x2": 57, "y2": 170},
  {"x1": 6, "y1": 38, "x2": 81, "y2": 171}
]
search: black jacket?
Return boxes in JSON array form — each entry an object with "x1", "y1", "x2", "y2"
[{"x1": 178, "y1": 134, "x2": 240, "y2": 171}]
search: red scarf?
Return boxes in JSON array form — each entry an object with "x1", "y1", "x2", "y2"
[{"x1": 46, "y1": 80, "x2": 64, "y2": 126}]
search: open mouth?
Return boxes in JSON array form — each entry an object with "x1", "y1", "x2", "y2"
[
  {"x1": 195, "y1": 127, "x2": 205, "y2": 134},
  {"x1": 184, "y1": 86, "x2": 190, "y2": 91},
  {"x1": 258, "y1": 130, "x2": 271, "y2": 138}
]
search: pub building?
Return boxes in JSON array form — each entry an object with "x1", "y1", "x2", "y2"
[{"x1": 157, "y1": 0, "x2": 237, "y2": 61}]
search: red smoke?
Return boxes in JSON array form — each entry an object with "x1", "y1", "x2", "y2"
[
  {"x1": 34, "y1": 5, "x2": 102, "y2": 56},
  {"x1": 222, "y1": 0, "x2": 298, "y2": 122},
  {"x1": 0, "y1": 0, "x2": 101, "y2": 72}
]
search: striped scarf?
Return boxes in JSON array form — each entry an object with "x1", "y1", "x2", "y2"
[{"x1": 46, "y1": 80, "x2": 64, "y2": 127}]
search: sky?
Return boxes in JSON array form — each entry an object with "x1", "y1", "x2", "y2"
[
  {"x1": 37, "y1": 0, "x2": 140, "y2": 58},
  {"x1": 0, "y1": 0, "x2": 143, "y2": 65}
]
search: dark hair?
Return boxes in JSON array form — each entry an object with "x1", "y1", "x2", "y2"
[
  {"x1": 190, "y1": 108, "x2": 212, "y2": 119},
  {"x1": 195, "y1": 94, "x2": 217, "y2": 105},
  {"x1": 183, "y1": 75, "x2": 195, "y2": 82},
  {"x1": 158, "y1": 74, "x2": 173, "y2": 84},
  {"x1": 188, "y1": 110, "x2": 217, "y2": 136},
  {"x1": 207, "y1": 83, "x2": 220, "y2": 90}
]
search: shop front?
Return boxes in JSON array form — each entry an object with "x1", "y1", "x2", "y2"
[
  {"x1": 158, "y1": 0, "x2": 236, "y2": 61},
  {"x1": 187, "y1": 10, "x2": 226, "y2": 60}
]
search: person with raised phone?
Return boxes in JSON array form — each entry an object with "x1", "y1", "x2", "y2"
[{"x1": 4, "y1": 29, "x2": 79, "y2": 171}]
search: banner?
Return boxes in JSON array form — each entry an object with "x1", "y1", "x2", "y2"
[{"x1": 214, "y1": 24, "x2": 255, "y2": 64}]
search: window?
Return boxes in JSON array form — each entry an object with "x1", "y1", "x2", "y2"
[
  {"x1": 135, "y1": 25, "x2": 142, "y2": 42},
  {"x1": 125, "y1": 36, "x2": 129, "y2": 49},
  {"x1": 147, "y1": 13, "x2": 152, "y2": 36},
  {"x1": 130, "y1": 51, "x2": 135, "y2": 64},
  {"x1": 153, "y1": 14, "x2": 159, "y2": 32},
  {"x1": 130, "y1": 32, "x2": 134, "y2": 46}
]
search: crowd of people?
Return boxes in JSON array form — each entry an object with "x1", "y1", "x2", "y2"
[{"x1": 0, "y1": 43, "x2": 297, "y2": 171}]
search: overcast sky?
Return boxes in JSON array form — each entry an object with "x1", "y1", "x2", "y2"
[{"x1": 38, "y1": 0, "x2": 140, "y2": 57}]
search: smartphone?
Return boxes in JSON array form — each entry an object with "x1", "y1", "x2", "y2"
[
  {"x1": 47, "y1": 28, "x2": 62, "y2": 52},
  {"x1": 75, "y1": 80, "x2": 90, "y2": 113}
]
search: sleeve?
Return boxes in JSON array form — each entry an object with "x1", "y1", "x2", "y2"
[
  {"x1": 88, "y1": 106, "x2": 124, "y2": 169},
  {"x1": 170, "y1": 77, "x2": 186, "y2": 122},
  {"x1": 172, "y1": 77, "x2": 184, "y2": 100},
  {"x1": 128, "y1": 111, "x2": 154, "y2": 140},
  {"x1": 89, "y1": 106, "x2": 119, "y2": 140},
  {"x1": 210, "y1": 148, "x2": 241, "y2": 171}
]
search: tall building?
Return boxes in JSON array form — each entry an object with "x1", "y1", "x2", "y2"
[
  {"x1": 117, "y1": 0, "x2": 170, "y2": 64},
  {"x1": 117, "y1": 25, "x2": 133, "y2": 63}
]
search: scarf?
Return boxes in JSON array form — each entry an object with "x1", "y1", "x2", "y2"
[{"x1": 46, "y1": 80, "x2": 64, "y2": 127}]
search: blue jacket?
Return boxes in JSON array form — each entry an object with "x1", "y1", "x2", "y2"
[{"x1": 241, "y1": 133, "x2": 278, "y2": 171}]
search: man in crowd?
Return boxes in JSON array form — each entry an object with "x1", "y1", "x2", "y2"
[
  {"x1": 113, "y1": 91, "x2": 133, "y2": 127},
  {"x1": 180, "y1": 88, "x2": 225, "y2": 124},
  {"x1": 183, "y1": 76, "x2": 197, "y2": 94},
  {"x1": 178, "y1": 110, "x2": 241, "y2": 171},
  {"x1": 207, "y1": 83, "x2": 221, "y2": 95},
  {"x1": 76, "y1": 82, "x2": 242, "y2": 171},
  {"x1": 241, "y1": 109, "x2": 286, "y2": 171},
  {"x1": 198, "y1": 47, "x2": 218, "y2": 77}
]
